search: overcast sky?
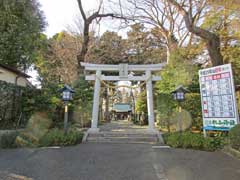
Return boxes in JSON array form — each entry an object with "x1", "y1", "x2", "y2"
[
  {"x1": 38, "y1": 0, "x2": 124, "y2": 37},
  {"x1": 29, "y1": 0, "x2": 126, "y2": 86},
  {"x1": 39, "y1": 0, "x2": 99, "y2": 37}
]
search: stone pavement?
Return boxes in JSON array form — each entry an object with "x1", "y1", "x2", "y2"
[
  {"x1": 0, "y1": 121, "x2": 239, "y2": 180},
  {"x1": 0, "y1": 143, "x2": 240, "y2": 180}
]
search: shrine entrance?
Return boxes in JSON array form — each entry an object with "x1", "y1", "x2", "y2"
[{"x1": 81, "y1": 62, "x2": 165, "y2": 133}]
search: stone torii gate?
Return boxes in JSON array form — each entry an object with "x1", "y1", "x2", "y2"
[{"x1": 81, "y1": 62, "x2": 165, "y2": 133}]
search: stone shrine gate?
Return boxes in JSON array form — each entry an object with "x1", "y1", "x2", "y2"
[{"x1": 81, "y1": 62, "x2": 166, "y2": 133}]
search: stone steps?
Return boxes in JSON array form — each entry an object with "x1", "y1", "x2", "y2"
[
  {"x1": 86, "y1": 132, "x2": 160, "y2": 144},
  {"x1": 88, "y1": 132, "x2": 157, "y2": 137}
]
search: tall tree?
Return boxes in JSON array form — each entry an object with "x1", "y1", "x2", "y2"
[
  {"x1": 114, "y1": 0, "x2": 192, "y2": 63},
  {"x1": 76, "y1": 0, "x2": 122, "y2": 69},
  {"x1": 202, "y1": 0, "x2": 240, "y2": 82},
  {"x1": 126, "y1": 23, "x2": 166, "y2": 64},
  {"x1": 167, "y1": 0, "x2": 224, "y2": 66},
  {"x1": 87, "y1": 31, "x2": 125, "y2": 64},
  {"x1": 0, "y1": 0, "x2": 46, "y2": 70},
  {"x1": 36, "y1": 32, "x2": 81, "y2": 85}
]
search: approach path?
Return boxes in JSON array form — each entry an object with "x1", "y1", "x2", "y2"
[
  {"x1": 99, "y1": 120, "x2": 149, "y2": 133},
  {"x1": 0, "y1": 142, "x2": 240, "y2": 179}
]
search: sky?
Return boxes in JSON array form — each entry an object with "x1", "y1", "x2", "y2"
[
  {"x1": 38, "y1": 0, "x2": 124, "y2": 37},
  {"x1": 29, "y1": 0, "x2": 100, "y2": 86},
  {"x1": 39, "y1": 0, "x2": 96, "y2": 37},
  {"x1": 29, "y1": 0, "x2": 127, "y2": 87}
]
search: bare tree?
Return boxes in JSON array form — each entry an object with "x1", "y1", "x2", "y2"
[
  {"x1": 76, "y1": 0, "x2": 123, "y2": 69},
  {"x1": 167, "y1": 0, "x2": 223, "y2": 66},
  {"x1": 111, "y1": 0, "x2": 194, "y2": 63}
]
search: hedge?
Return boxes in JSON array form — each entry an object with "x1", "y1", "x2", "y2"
[
  {"x1": 0, "y1": 80, "x2": 35, "y2": 129},
  {"x1": 163, "y1": 132, "x2": 226, "y2": 151},
  {"x1": 229, "y1": 124, "x2": 240, "y2": 151}
]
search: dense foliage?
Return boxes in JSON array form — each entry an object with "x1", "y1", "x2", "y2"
[
  {"x1": 0, "y1": 131, "x2": 19, "y2": 148},
  {"x1": 156, "y1": 48, "x2": 198, "y2": 94},
  {"x1": 229, "y1": 124, "x2": 240, "y2": 151},
  {"x1": 156, "y1": 93, "x2": 177, "y2": 132},
  {"x1": 39, "y1": 129, "x2": 83, "y2": 147},
  {"x1": 0, "y1": 0, "x2": 46, "y2": 69},
  {"x1": 135, "y1": 90, "x2": 147, "y2": 113},
  {"x1": 0, "y1": 80, "x2": 39, "y2": 129},
  {"x1": 163, "y1": 132, "x2": 226, "y2": 151},
  {"x1": 182, "y1": 93, "x2": 202, "y2": 129}
]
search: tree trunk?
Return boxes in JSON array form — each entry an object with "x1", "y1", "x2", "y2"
[
  {"x1": 168, "y1": 0, "x2": 224, "y2": 66},
  {"x1": 77, "y1": 22, "x2": 90, "y2": 65},
  {"x1": 206, "y1": 35, "x2": 223, "y2": 66},
  {"x1": 76, "y1": 0, "x2": 123, "y2": 74},
  {"x1": 166, "y1": 36, "x2": 178, "y2": 64}
]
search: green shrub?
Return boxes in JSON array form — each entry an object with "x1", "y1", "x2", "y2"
[
  {"x1": 165, "y1": 132, "x2": 182, "y2": 148},
  {"x1": 163, "y1": 132, "x2": 225, "y2": 151},
  {"x1": 203, "y1": 137, "x2": 226, "y2": 151},
  {"x1": 182, "y1": 132, "x2": 204, "y2": 149},
  {"x1": 39, "y1": 129, "x2": 83, "y2": 147},
  {"x1": 0, "y1": 132, "x2": 18, "y2": 148},
  {"x1": 229, "y1": 124, "x2": 240, "y2": 151},
  {"x1": 181, "y1": 93, "x2": 202, "y2": 129}
]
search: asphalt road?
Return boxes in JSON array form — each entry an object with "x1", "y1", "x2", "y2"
[{"x1": 0, "y1": 143, "x2": 239, "y2": 180}]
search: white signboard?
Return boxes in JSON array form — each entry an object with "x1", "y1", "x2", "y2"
[{"x1": 199, "y1": 64, "x2": 239, "y2": 131}]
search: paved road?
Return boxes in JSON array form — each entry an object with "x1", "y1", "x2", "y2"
[{"x1": 0, "y1": 143, "x2": 239, "y2": 180}]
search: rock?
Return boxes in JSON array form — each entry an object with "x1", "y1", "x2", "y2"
[
  {"x1": 170, "y1": 109, "x2": 192, "y2": 132},
  {"x1": 16, "y1": 112, "x2": 52, "y2": 147}
]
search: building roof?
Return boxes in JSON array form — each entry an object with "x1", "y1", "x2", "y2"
[
  {"x1": 171, "y1": 85, "x2": 190, "y2": 94},
  {"x1": 59, "y1": 84, "x2": 75, "y2": 93},
  {"x1": 0, "y1": 64, "x2": 31, "y2": 78},
  {"x1": 113, "y1": 103, "x2": 132, "y2": 113}
]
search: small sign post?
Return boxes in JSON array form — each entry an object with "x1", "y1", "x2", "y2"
[{"x1": 199, "y1": 64, "x2": 239, "y2": 137}]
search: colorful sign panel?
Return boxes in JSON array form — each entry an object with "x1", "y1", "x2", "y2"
[{"x1": 199, "y1": 64, "x2": 239, "y2": 131}]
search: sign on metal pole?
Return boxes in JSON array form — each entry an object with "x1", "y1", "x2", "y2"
[{"x1": 199, "y1": 64, "x2": 239, "y2": 131}]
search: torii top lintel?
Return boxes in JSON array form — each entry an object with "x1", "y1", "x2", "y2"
[{"x1": 80, "y1": 62, "x2": 166, "y2": 72}]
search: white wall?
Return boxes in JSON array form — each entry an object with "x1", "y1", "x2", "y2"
[{"x1": 0, "y1": 67, "x2": 29, "y2": 87}]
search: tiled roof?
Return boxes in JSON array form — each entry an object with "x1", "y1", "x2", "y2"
[
  {"x1": 113, "y1": 103, "x2": 132, "y2": 112},
  {"x1": 0, "y1": 64, "x2": 31, "y2": 78}
]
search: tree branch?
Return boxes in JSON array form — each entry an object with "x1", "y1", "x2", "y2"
[{"x1": 168, "y1": 0, "x2": 223, "y2": 66}]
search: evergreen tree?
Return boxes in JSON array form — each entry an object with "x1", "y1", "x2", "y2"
[{"x1": 0, "y1": 0, "x2": 46, "y2": 70}]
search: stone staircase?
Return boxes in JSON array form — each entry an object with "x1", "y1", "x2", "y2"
[
  {"x1": 84, "y1": 120, "x2": 163, "y2": 144},
  {"x1": 87, "y1": 132, "x2": 159, "y2": 144}
]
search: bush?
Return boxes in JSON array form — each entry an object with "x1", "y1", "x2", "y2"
[
  {"x1": 0, "y1": 132, "x2": 18, "y2": 148},
  {"x1": 163, "y1": 132, "x2": 225, "y2": 151},
  {"x1": 164, "y1": 132, "x2": 181, "y2": 148},
  {"x1": 229, "y1": 124, "x2": 240, "y2": 151},
  {"x1": 156, "y1": 93, "x2": 177, "y2": 132},
  {"x1": 181, "y1": 93, "x2": 202, "y2": 129},
  {"x1": 39, "y1": 129, "x2": 83, "y2": 147}
]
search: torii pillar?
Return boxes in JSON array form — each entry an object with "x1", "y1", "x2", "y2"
[
  {"x1": 88, "y1": 70, "x2": 101, "y2": 133},
  {"x1": 146, "y1": 70, "x2": 156, "y2": 133},
  {"x1": 80, "y1": 62, "x2": 166, "y2": 133}
]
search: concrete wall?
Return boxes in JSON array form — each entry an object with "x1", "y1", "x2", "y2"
[{"x1": 0, "y1": 67, "x2": 28, "y2": 87}]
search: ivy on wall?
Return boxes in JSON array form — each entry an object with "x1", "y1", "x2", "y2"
[{"x1": 0, "y1": 80, "x2": 37, "y2": 129}]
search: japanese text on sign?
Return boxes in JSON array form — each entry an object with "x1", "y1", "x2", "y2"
[{"x1": 199, "y1": 64, "x2": 239, "y2": 131}]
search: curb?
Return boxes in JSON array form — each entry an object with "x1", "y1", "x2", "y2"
[{"x1": 223, "y1": 146, "x2": 240, "y2": 159}]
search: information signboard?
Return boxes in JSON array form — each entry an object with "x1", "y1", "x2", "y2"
[{"x1": 199, "y1": 64, "x2": 239, "y2": 131}]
